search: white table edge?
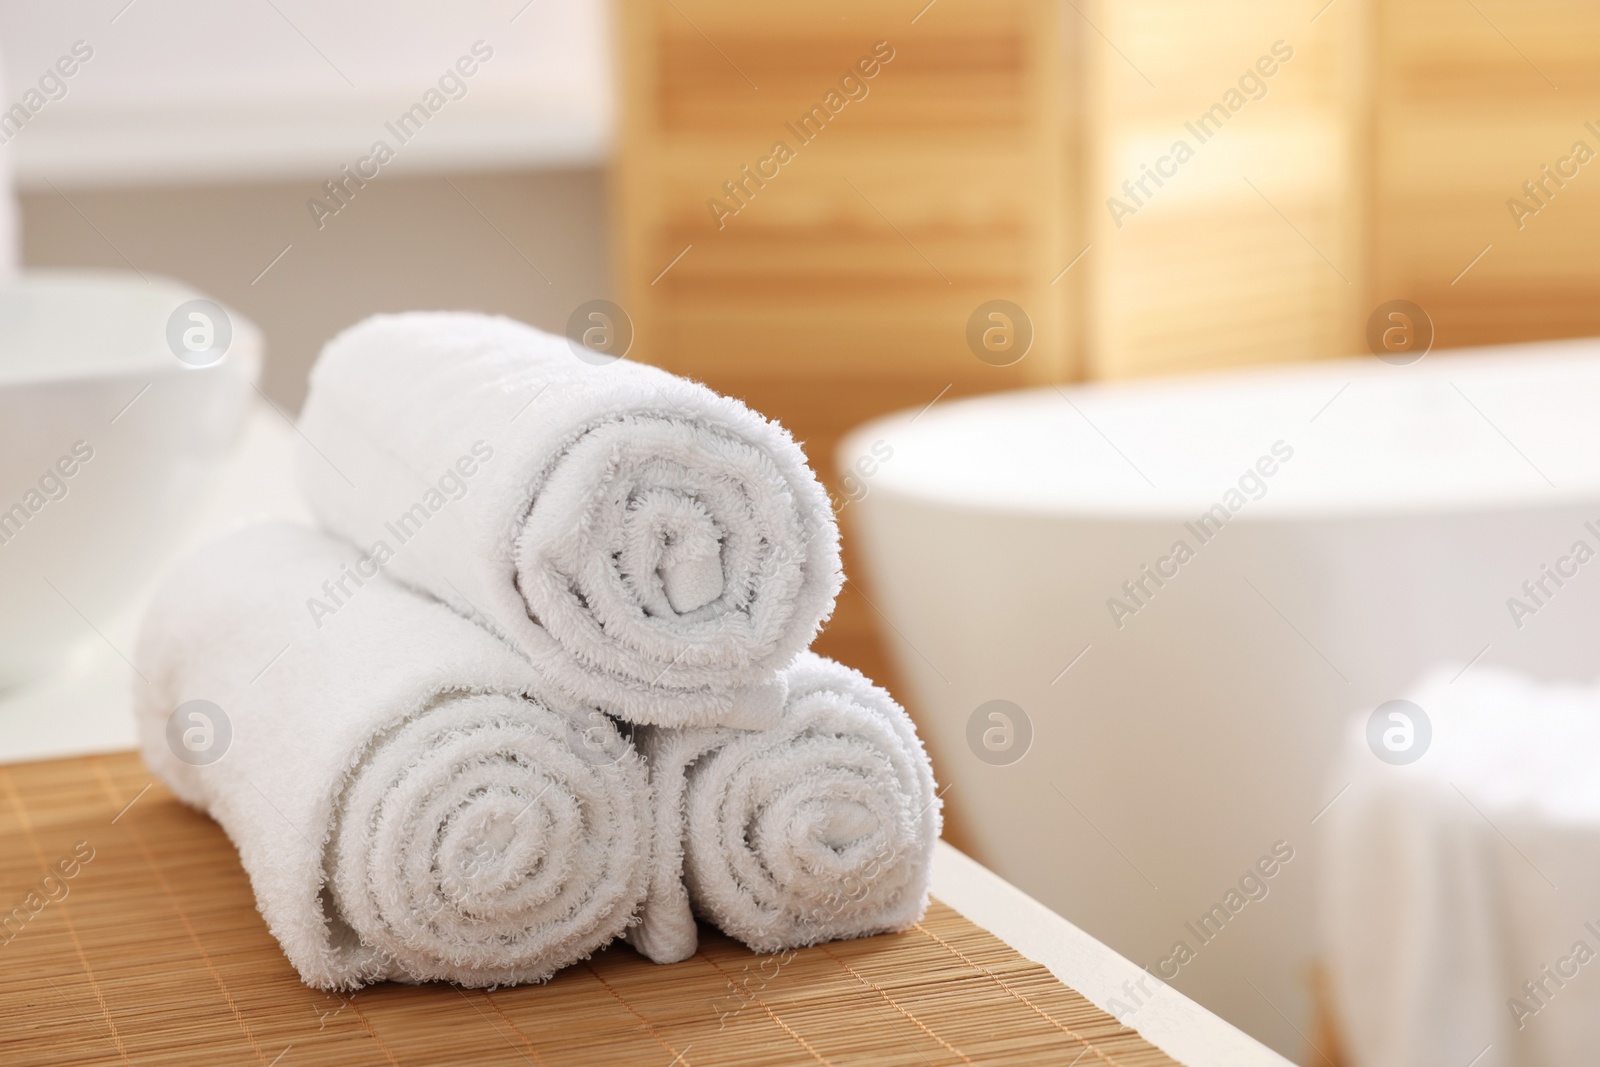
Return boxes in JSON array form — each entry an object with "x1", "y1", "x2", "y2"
[{"x1": 931, "y1": 841, "x2": 1294, "y2": 1067}]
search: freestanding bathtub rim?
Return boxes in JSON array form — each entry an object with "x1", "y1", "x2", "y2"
[{"x1": 839, "y1": 339, "x2": 1600, "y2": 521}]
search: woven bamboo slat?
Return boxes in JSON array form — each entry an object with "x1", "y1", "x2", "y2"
[{"x1": 0, "y1": 752, "x2": 1182, "y2": 1067}]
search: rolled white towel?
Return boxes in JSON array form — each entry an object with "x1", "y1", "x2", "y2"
[
  {"x1": 296, "y1": 312, "x2": 842, "y2": 729},
  {"x1": 135, "y1": 523, "x2": 651, "y2": 990},
  {"x1": 629, "y1": 653, "x2": 941, "y2": 963}
]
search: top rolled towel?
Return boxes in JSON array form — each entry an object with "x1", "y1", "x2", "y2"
[{"x1": 297, "y1": 313, "x2": 841, "y2": 728}]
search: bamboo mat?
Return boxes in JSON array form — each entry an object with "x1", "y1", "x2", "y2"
[{"x1": 0, "y1": 752, "x2": 1182, "y2": 1067}]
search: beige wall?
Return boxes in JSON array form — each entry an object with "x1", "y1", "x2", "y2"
[{"x1": 19, "y1": 168, "x2": 610, "y2": 410}]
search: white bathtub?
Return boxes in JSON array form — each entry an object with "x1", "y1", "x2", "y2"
[{"x1": 841, "y1": 341, "x2": 1600, "y2": 1059}]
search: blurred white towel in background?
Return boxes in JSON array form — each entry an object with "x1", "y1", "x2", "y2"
[
  {"x1": 628, "y1": 652, "x2": 941, "y2": 964},
  {"x1": 1321, "y1": 665, "x2": 1600, "y2": 1067}
]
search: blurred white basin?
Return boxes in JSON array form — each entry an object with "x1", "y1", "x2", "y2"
[
  {"x1": 841, "y1": 340, "x2": 1600, "y2": 1058},
  {"x1": 0, "y1": 270, "x2": 259, "y2": 689}
]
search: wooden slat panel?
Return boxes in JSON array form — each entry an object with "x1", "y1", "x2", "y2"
[
  {"x1": 1083, "y1": 0, "x2": 1366, "y2": 378},
  {"x1": 657, "y1": 33, "x2": 1030, "y2": 131},
  {"x1": 1371, "y1": 0, "x2": 1600, "y2": 349},
  {"x1": 616, "y1": 0, "x2": 1071, "y2": 380}
]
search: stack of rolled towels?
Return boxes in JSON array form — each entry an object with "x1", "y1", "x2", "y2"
[{"x1": 135, "y1": 313, "x2": 941, "y2": 989}]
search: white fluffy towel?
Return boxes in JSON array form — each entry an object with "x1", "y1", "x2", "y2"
[
  {"x1": 1321, "y1": 665, "x2": 1600, "y2": 1067},
  {"x1": 135, "y1": 523, "x2": 652, "y2": 990},
  {"x1": 296, "y1": 312, "x2": 842, "y2": 729},
  {"x1": 628, "y1": 653, "x2": 941, "y2": 964}
]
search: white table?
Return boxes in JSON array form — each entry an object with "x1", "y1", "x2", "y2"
[{"x1": 934, "y1": 843, "x2": 1293, "y2": 1066}]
